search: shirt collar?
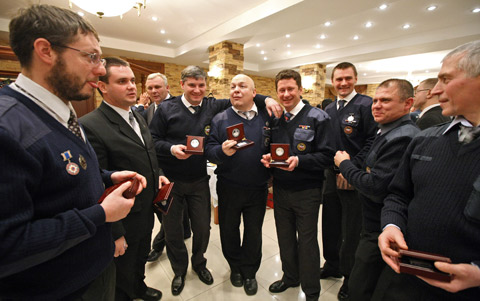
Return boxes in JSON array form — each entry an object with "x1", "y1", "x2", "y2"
[
  {"x1": 339, "y1": 90, "x2": 357, "y2": 102},
  {"x1": 378, "y1": 114, "x2": 411, "y2": 136},
  {"x1": 232, "y1": 103, "x2": 258, "y2": 117},
  {"x1": 12, "y1": 73, "x2": 72, "y2": 127},
  {"x1": 418, "y1": 103, "x2": 441, "y2": 118},
  {"x1": 286, "y1": 99, "x2": 305, "y2": 117},
  {"x1": 104, "y1": 100, "x2": 131, "y2": 124},
  {"x1": 181, "y1": 94, "x2": 203, "y2": 109},
  {"x1": 443, "y1": 116, "x2": 476, "y2": 135}
]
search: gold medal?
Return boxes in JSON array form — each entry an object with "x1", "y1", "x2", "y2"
[
  {"x1": 79, "y1": 155, "x2": 87, "y2": 170},
  {"x1": 344, "y1": 126, "x2": 353, "y2": 135}
]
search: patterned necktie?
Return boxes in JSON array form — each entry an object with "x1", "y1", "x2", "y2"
[
  {"x1": 191, "y1": 106, "x2": 200, "y2": 114},
  {"x1": 285, "y1": 112, "x2": 294, "y2": 122},
  {"x1": 240, "y1": 110, "x2": 254, "y2": 120},
  {"x1": 338, "y1": 99, "x2": 346, "y2": 110},
  {"x1": 68, "y1": 110, "x2": 83, "y2": 140},
  {"x1": 458, "y1": 125, "x2": 480, "y2": 144}
]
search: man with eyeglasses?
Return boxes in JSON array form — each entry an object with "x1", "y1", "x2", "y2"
[
  {"x1": 414, "y1": 78, "x2": 451, "y2": 130},
  {"x1": 0, "y1": 5, "x2": 145, "y2": 300}
]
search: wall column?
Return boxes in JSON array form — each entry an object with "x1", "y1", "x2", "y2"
[
  {"x1": 299, "y1": 63, "x2": 326, "y2": 107},
  {"x1": 208, "y1": 41, "x2": 244, "y2": 98}
]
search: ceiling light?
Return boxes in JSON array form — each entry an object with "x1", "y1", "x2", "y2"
[
  {"x1": 320, "y1": 34, "x2": 326, "y2": 39},
  {"x1": 69, "y1": 0, "x2": 147, "y2": 18},
  {"x1": 256, "y1": 43, "x2": 261, "y2": 47},
  {"x1": 260, "y1": 50, "x2": 265, "y2": 54},
  {"x1": 363, "y1": 73, "x2": 367, "y2": 76},
  {"x1": 473, "y1": 8, "x2": 480, "y2": 13},
  {"x1": 365, "y1": 21, "x2": 373, "y2": 28},
  {"x1": 160, "y1": 29, "x2": 166, "y2": 34},
  {"x1": 263, "y1": 57, "x2": 268, "y2": 61},
  {"x1": 379, "y1": 4, "x2": 388, "y2": 10},
  {"x1": 353, "y1": 35, "x2": 359, "y2": 40},
  {"x1": 77, "y1": 11, "x2": 84, "y2": 16},
  {"x1": 287, "y1": 44, "x2": 291, "y2": 48},
  {"x1": 315, "y1": 44, "x2": 321, "y2": 49},
  {"x1": 287, "y1": 51, "x2": 291, "y2": 55},
  {"x1": 427, "y1": 5, "x2": 437, "y2": 11},
  {"x1": 425, "y1": 70, "x2": 430, "y2": 73},
  {"x1": 285, "y1": 34, "x2": 291, "y2": 38},
  {"x1": 324, "y1": 21, "x2": 332, "y2": 26},
  {"x1": 152, "y1": 16, "x2": 158, "y2": 21},
  {"x1": 166, "y1": 40, "x2": 172, "y2": 44},
  {"x1": 403, "y1": 23, "x2": 411, "y2": 29}
]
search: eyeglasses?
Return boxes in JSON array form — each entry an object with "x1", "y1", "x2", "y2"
[
  {"x1": 414, "y1": 89, "x2": 430, "y2": 95},
  {"x1": 51, "y1": 44, "x2": 106, "y2": 66}
]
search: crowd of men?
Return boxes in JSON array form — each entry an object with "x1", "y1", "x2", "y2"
[{"x1": 1, "y1": 4, "x2": 479, "y2": 301}]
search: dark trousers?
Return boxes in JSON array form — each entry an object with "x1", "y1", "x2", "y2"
[
  {"x1": 217, "y1": 181, "x2": 267, "y2": 279},
  {"x1": 322, "y1": 169, "x2": 362, "y2": 277},
  {"x1": 274, "y1": 186, "x2": 322, "y2": 300},
  {"x1": 163, "y1": 177, "x2": 211, "y2": 276},
  {"x1": 348, "y1": 231, "x2": 385, "y2": 301},
  {"x1": 114, "y1": 204, "x2": 155, "y2": 300},
  {"x1": 152, "y1": 208, "x2": 191, "y2": 251},
  {"x1": 73, "y1": 261, "x2": 116, "y2": 301}
]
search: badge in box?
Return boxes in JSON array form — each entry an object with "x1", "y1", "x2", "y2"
[
  {"x1": 226, "y1": 123, "x2": 254, "y2": 150},
  {"x1": 98, "y1": 178, "x2": 140, "y2": 203},
  {"x1": 399, "y1": 249, "x2": 452, "y2": 282},
  {"x1": 185, "y1": 135, "x2": 204, "y2": 155},
  {"x1": 269, "y1": 143, "x2": 290, "y2": 167},
  {"x1": 153, "y1": 182, "x2": 174, "y2": 214}
]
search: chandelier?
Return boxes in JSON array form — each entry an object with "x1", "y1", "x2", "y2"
[{"x1": 69, "y1": 0, "x2": 146, "y2": 18}]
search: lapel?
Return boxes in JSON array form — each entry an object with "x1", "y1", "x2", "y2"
[{"x1": 98, "y1": 102, "x2": 144, "y2": 147}]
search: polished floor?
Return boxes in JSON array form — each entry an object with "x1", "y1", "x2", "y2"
[{"x1": 144, "y1": 206, "x2": 343, "y2": 301}]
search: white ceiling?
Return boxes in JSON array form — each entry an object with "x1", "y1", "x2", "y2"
[{"x1": 1, "y1": 0, "x2": 479, "y2": 85}]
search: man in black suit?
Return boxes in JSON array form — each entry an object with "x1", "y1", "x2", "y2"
[
  {"x1": 80, "y1": 57, "x2": 168, "y2": 301},
  {"x1": 414, "y1": 78, "x2": 451, "y2": 130}
]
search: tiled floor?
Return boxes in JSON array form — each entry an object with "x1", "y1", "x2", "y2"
[{"x1": 144, "y1": 206, "x2": 343, "y2": 301}]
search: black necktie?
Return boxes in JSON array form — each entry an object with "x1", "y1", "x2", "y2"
[
  {"x1": 68, "y1": 110, "x2": 83, "y2": 140},
  {"x1": 338, "y1": 100, "x2": 346, "y2": 110},
  {"x1": 458, "y1": 125, "x2": 480, "y2": 144},
  {"x1": 191, "y1": 106, "x2": 200, "y2": 114},
  {"x1": 285, "y1": 112, "x2": 294, "y2": 122}
]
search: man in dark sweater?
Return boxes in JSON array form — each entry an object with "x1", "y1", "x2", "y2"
[
  {"x1": 321, "y1": 62, "x2": 377, "y2": 300},
  {"x1": 261, "y1": 69, "x2": 334, "y2": 301},
  {"x1": 414, "y1": 77, "x2": 451, "y2": 130},
  {"x1": 334, "y1": 79, "x2": 419, "y2": 300},
  {"x1": 0, "y1": 5, "x2": 145, "y2": 300},
  {"x1": 149, "y1": 66, "x2": 281, "y2": 296},
  {"x1": 377, "y1": 40, "x2": 480, "y2": 300},
  {"x1": 205, "y1": 74, "x2": 271, "y2": 296}
]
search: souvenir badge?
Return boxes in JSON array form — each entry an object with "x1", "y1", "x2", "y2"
[
  {"x1": 344, "y1": 113, "x2": 358, "y2": 125},
  {"x1": 347, "y1": 115, "x2": 355, "y2": 123},
  {"x1": 264, "y1": 137, "x2": 270, "y2": 147},
  {"x1": 232, "y1": 128, "x2": 240, "y2": 138},
  {"x1": 366, "y1": 166, "x2": 371, "y2": 173},
  {"x1": 79, "y1": 155, "x2": 87, "y2": 170},
  {"x1": 297, "y1": 143, "x2": 306, "y2": 151},
  {"x1": 66, "y1": 162, "x2": 80, "y2": 175},
  {"x1": 190, "y1": 138, "x2": 200, "y2": 148},
  {"x1": 204, "y1": 125, "x2": 211, "y2": 135},
  {"x1": 61, "y1": 150, "x2": 73, "y2": 161},
  {"x1": 344, "y1": 126, "x2": 353, "y2": 135},
  {"x1": 275, "y1": 147, "x2": 285, "y2": 157},
  {"x1": 265, "y1": 121, "x2": 270, "y2": 127}
]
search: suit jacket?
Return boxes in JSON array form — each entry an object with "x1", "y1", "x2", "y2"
[
  {"x1": 144, "y1": 95, "x2": 175, "y2": 125},
  {"x1": 416, "y1": 105, "x2": 451, "y2": 130},
  {"x1": 79, "y1": 102, "x2": 161, "y2": 239}
]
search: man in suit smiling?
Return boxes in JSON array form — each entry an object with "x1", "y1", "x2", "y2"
[{"x1": 80, "y1": 57, "x2": 168, "y2": 301}]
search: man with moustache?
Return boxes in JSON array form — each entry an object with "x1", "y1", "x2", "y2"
[
  {"x1": 321, "y1": 62, "x2": 377, "y2": 300},
  {"x1": 261, "y1": 69, "x2": 334, "y2": 301},
  {"x1": 80, "y1": 57, "x2": 167, "y2": 301},
  {"x1": 334, "y1": 79, "x2": 419, "y2": 300},
  {"x1": 414, "y1": 78, "x2": 451, "y2": 130},
  {"x1": 205, "y1": 74, "x2": 271, "y2": 296},
  {"x1": 377, "y1": 40, "x2": 480, "y2": 301},
  {"x1": 0, "y1": 5, "x2": 144, "y2": 300},
  {"x1": 149, "y1": 65, "x2": 281, "y2": 296}
]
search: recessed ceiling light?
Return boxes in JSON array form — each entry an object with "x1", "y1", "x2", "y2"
[
  {"x1": 287, "y1": 51, "x2": 291, "y2": 55},
  {"x1": 473, "y1": 8, "x2": 480, "y2": 13},
  {"x1": 315, "y1": 44, "x2": 321, "y2": 49},
  {"x1": 285, "y1": 34, "x2": 291, "y2": 38},
  {"x1": 403, "y1": 23, "x2": 411, "y2": 29},
  {"x1": 353, "y1": 35, "x2": 359, "y2": 40},
  {"x1": 263, "y1": 57, "x2": 268, "y2": 61},
  {"x1": 77, "y1": 11, "x2": 84, "y2": 16},
  {"x1": 324, "y1": 21, "x2": 331, "y2": 27},
  {"x1": 260, "y1": 50, "x2": 265, "y2": 55},
  {"x1": 427, "y1": 5, "x2": 437, "y2": 11},
  {"x1": 256, "y1": 43, "x2": 261, "y2": 47},
  {"x1": 320, "y1": 34, "x2": 326, "y2": 39},
  {"x1": 379, "y1": 4, "x2": 388, "y2": 10},
  {"x1": 152, "y1": 16, "x2": 158, "y2": 21},
  {"x1": 363, "y1": 73, "x2": 367, "y2": 76},
  {"x1": 425, "y1": 70, "x2": 430, "y2": 73},
  {"x1": 160, "y1": 29, "x2": 166, "y2": 34},
  {"x1": 287, "y1": 44, "x2": 291, "y2": 48},
  {"x1": 166, "y1": 40, "x2": 172, "y2": 44},
  {"x1": 365, "y1": 21, "x2": 373, "y2": 28}
]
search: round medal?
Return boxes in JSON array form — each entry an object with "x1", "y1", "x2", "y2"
[
  {"x1": 232, "y1": 128, "x2": 240, "y2": 138},
  {"x1": 190, "y1": 139, "x2": 200, "y2": 148},
  {"x1": 344, "y1": 126, "x2": 353, "y2": 134},
  {"x1": 275, "y1": 147, "x2": 285, "y2": 157},
  {"x1": 66, "y1": 162, "x2": 80, "y2": 175}
]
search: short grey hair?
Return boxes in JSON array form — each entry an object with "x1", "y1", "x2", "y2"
[
  {"x1": 147, "y1": 72, "x2": 168, "y2": 86},
  {"x1": 443, "y1": 40, "x2": 480, "y2": 78},
  {"x1": 181, "y1": 66, "x2": 207, "y2": 82}
]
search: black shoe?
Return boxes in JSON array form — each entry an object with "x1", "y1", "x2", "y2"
[
  {"x1": 244, "y1": 278, "x2": 258, "y2": 296},
  {"x1": 230, "y1": 272, "x2": 243, "y2": 287},
  {"x1": 320, "y1": 267, "x2": 342, "y2": 279},
  {"x1": 337, "y1": 281, "x2": 349, "y2": 300},
  {"x1": 171, "y1": 275, "x2": 185, "y2": 296},
  {"x1": 147, "y1": 249, "x2": 162, "y2": 262},
  {"x1": 139, "y1": 287, "x2": 162, "y2": 301},
  {"x1": 195, "y1": 268, "x2": 213, "y2": 285},
  {"x1": 268, "y1": 280, "x2": 299, "y2": 293}
]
